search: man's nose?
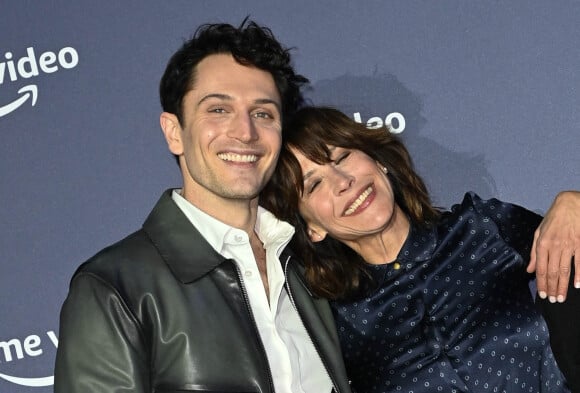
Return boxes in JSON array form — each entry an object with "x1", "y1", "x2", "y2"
[{"x1": 228, "y1": 112, "x2": 259, "y2": 142}]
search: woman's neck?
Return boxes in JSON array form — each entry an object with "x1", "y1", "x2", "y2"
[{"x1": 348, "y1": 204, "x2": 411, "y2": 265}]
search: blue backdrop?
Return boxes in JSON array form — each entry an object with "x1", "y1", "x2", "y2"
[{"x1": 1, "y1": 1, "x2": 579, "y2": 391}]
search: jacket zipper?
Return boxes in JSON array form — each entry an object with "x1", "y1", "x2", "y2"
[
  {"x1": 284, "y1": 255, "x2": 340, "y2": 393},
  {"x1": 232, "y1": 260, "x2": 275, "y2": 393}
]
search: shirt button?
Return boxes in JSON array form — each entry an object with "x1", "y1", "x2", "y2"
[
  {"x1": 245, "y1": 270, "x2": 252, "y2": 278},
  {"x1": 393, "y1": 262, "x2": 401, "y2": 270},
  {"x1": 235, "y1": 234, "x2": 244, "y2": 242}
]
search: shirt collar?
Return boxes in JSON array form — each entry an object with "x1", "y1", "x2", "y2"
[
  {"x1": 256, "y1": 206, "x2": 295, "y2": 257},
  {"x1": 172, "y1": 189, "x2": 294, "y2": 257}
]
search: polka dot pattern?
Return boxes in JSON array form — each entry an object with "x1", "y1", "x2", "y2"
[{"x1": 332, "y1": 193, "x2": 569, "y2": 392}]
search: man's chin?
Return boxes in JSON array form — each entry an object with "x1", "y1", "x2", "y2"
[{"x1": 222, "y1": 186, "x2": 262, "y2": 201}]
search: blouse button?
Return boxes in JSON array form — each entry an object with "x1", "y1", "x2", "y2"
[{"x1": 393, "y1": 262, "x2": 401, "y2": 270}]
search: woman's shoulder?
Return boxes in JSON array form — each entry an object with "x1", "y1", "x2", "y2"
[
  {"x1": 446, "y1": 191, "x2": 532, "y2": 217},
  {"x1": 441, "y1": 191, "x2": 542, "y2": 235},
  {"x1": 439, "y1": 192, "x2": 488, "y2": 222},
  {"x1": 450, "y1": 191, "x2": 498, "y2": 211}
]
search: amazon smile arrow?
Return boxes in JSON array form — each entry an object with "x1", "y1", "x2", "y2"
[{"x1": 0, "y1": 85, "x2": 38, "y2": 118}]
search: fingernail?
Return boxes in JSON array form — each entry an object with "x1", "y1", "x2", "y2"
[
  {"x1": 539, "y1": 291, "x2": 547, "y2": 299},
  {"x1": 549, "y1": 296, "x2": 557, "y2": 303},
  {"x1": 575, "y1": 282, "x2": 580, "y2": 289},
  {"x1": 557, "y1": 295, "x2": 565, "y2": 303}
]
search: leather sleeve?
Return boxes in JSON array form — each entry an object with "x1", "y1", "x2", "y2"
[
  {"x1": 537, "y1": 265, "x2": 580, "y2": 392},
  {"x1": 54, "y1": 272, "x2": 149, "y2": 393}
]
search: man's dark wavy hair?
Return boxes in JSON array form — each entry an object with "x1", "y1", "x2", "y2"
[{"x1": 159, "y1": 18, "x2": 309, "y2": 126}]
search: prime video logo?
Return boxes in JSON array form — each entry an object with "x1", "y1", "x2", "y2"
[
  {"x1": 0, "y1": 46, "x2": 79, "y2": 118},
  {"x1": 353, "y1": 111, "x2": 406, "y2": 134},
  {"x1": 0, "y1": 331, "x2": 58, "y2": 387}
]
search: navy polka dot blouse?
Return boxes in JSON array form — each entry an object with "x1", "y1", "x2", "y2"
[{"x1": 331, "y1": 193, "x2": 569, "y2": 393}]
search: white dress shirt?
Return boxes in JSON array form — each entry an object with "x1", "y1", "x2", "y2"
[{"x1": 172, "y1": 190, "x2": 332, "y2": 393}]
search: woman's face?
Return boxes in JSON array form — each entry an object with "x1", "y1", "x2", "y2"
[{"x1": 293, "y1": 145, "x2": 399, "y2": 244}]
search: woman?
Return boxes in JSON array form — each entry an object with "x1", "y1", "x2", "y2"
[{"x1": 261, "y1": 106, "x2": 571, "y2": 392}]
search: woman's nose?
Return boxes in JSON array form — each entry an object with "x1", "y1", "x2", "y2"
[{"x1": 332, "y1": 167, "x2": 354, "y2": 195}]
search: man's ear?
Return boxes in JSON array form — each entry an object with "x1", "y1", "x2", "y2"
[
  {"x1": 160, "y1": 112, "x2": 184, "y2": 156},
  {"x1": 307, "y1": 226, "x2": 327, "y2": 243}
]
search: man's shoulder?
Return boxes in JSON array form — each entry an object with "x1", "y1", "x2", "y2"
[
  {"x1": 73, "y1": 228, "x2": 161, "y2": 282},
  {"x1": 74, "y1": 190, "x2": 175, "y2": 277}
]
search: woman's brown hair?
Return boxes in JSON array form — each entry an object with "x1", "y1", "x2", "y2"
[{"x1": 261, "y1": 106, "x2": 439, "y2": 300}]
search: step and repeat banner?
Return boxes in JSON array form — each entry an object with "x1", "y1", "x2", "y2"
[{"x1": 1, "y1": 1, "x2": 579, "y2": 391}]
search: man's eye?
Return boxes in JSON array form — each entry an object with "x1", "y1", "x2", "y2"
[
  {"x1": 209, "y1": 107, "x2": 226, "y2": 113},
  {"x1": 253, "y1": 111, "x2": 273, "y2": 119}
]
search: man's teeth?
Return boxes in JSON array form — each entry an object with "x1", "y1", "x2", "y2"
[
  {"x1": 345, "y1": 186, "x2": 372, "y2": 216},
  {"x1": 218, "y1": 153, "x2": 258, "y2": 162}
]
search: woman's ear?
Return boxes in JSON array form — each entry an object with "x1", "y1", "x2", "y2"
[
  {"x1": 307, "y1": 226, "x2": 327, "y2": 243},
  {"x1": 160, "y1": 112, "x2": 184, "y2": 156}
]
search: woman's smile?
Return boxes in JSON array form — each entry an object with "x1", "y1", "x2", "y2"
[{"x1": 343, "y1": 185, "x2": 375, "y2": 216}]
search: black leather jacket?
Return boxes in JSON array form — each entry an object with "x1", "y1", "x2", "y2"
[{"x1": 54, "y1": 190, "x2": 352, "y2": 393}]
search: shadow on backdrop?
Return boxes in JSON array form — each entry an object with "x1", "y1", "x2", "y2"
[{"x1": 306, "y1": 73, "x2": 497, "y2": 209}]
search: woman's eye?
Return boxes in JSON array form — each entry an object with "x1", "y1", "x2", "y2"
[
  {"x1": 308, "y1": 180, "x2": 321, "y2": 194},
  {"x1": 334, "y1": 152, "x2": 350, "y2": 164}
]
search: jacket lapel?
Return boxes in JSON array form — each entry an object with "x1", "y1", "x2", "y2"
[
  {"x1": 142, "y1": 189, "x2": 226, "y2": 283},
  {"x1": 285, "y1": 258, "x2": 351, "y2": 393}
]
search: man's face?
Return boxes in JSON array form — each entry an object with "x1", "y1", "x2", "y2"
[{"x1": 161, "y1": 54, "x2": 282, "y2": 212}]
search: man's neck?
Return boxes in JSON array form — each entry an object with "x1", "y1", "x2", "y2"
[{"x1": 180, "y1": 187, "x2": 259, "y2": 235}]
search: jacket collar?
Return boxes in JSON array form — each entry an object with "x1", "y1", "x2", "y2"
[{"x1": 142, "y1": 189, "x2": 227, "y2": 284}]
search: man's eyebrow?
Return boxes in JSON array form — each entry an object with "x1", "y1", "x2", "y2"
[
  {"x1": 197, "y1": 94, "x2": 281, "y2": 113},
  {"x1": 254, "y1": 98, "x2": 281, "y2": 113},
  {"x1": 197, "y1": 93, "x2": 232, "y2": 107}
]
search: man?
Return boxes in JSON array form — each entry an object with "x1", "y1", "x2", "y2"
[
  {"x1": 54, "y1": 20, "x2": 351, "y2": 393},
  {"x1": 538, "y1": 264, "x2": 580, "y2": 392},
  {"x1": 528, "y1": 192, "x2": 580, "y2": 303}
]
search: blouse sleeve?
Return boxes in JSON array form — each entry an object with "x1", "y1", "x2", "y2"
[{"x1": 461, "y1": 192, "x2": 543, "y2": 265}]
